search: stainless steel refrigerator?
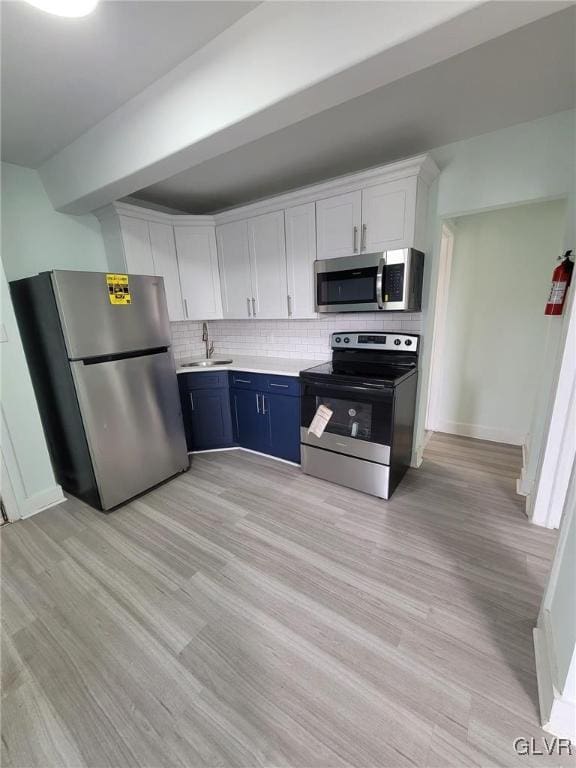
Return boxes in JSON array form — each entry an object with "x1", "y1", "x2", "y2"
[{"x1": 10, "y1": 270, "x2": 189, "y2": 510}]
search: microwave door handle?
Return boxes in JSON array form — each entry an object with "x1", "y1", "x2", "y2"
[{"x1": 376, "y1": 255, "x2": 386, "y2": 309}]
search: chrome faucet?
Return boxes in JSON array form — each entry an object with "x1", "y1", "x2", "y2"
[{"x1": 202, "y1": 322, "x2": 214, "y2": 359}]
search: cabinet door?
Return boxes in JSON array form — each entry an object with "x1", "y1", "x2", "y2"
[
  {"x1": 188, "y1": 389, "x2": 233, "y2": 451},
  {"x1": 285, "y1": 203, "x2": 316, "y2": 318},
  {"x1": 361, "y1": 178, "x2": 417, "y2": 252},
  {"x1": 231, "y1": 388, "x2": 268, "y2": 453},
  {"x1": 216, "y1": 221, "x2": 252, "y2": 319},
  {"x1": 266, "y1": 393, "x2": 301, "y2": 463},
  {"x1": 148, "y1": 221, "x2": 184, "y2": 322},
  {"x1": 119, "y1": 215, "x2": 155, "y2": 275},
  {"x1": 175, "y1": 225, "x2": 223, "y2": 320},
  {"x1": 247, "y1": 211, "x2": 288, "y2": 319},
  {"x1": 316, "y1": 191, "x2": 361, "y2": 260}
]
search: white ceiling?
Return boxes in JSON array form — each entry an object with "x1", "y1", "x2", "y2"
[
  {"x1": 0, "y1": 0, "x2": 257, "y2": 167},
  {"x1": 131, "y1": 7, "x2": 576, "y2": 214}
]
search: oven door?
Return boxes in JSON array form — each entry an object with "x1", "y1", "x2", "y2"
[{"x1": 300, "y1": 379, "x2": 393, "y2": 465}]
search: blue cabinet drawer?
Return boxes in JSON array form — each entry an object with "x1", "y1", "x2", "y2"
[
  {"x1": 229, "y1": 371, "x2": 267, "y2": 391},
  {"x1": 179, "y1": 371, "x2": 228, "y2": 390},
  {"x1": 263, "y1": 375, "x2": 300, "y2": 397}
]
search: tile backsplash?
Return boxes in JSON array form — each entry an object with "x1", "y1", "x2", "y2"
[
  {"x1": 171, "y1": 314, "x2": 422, "y2": 363},
  {"x1": 171, "y1": 320, "x2": 205, "y2": 361}
]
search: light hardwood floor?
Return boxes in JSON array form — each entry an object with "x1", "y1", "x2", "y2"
[{"x1": 1, "y1": 434, "x2": 564, "y2": 767}]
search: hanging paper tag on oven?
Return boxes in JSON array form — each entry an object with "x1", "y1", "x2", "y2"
[{"x1": 308, "y1": 404, "x2": 333, "y2": 438}]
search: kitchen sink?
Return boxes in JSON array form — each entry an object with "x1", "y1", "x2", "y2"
[{"x1": 181, "y1": 359, "x2": 233, "y2": 367}]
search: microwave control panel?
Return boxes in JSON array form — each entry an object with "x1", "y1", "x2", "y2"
[{"x1": 384, "y1": 264, "x2": 405, "y2": 302}]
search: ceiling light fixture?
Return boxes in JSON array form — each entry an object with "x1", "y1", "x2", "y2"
[{"x1": 24, "y1": 0, "x2": 99, "y2": 18}]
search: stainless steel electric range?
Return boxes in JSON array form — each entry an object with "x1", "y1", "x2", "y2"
[{"x1": 300, "y1": 332, "x2": 419, "y2": 499}]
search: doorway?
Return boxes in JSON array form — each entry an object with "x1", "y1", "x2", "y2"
[{"x1": 426, "y1": 199, "x2": 567, "y2": 450}]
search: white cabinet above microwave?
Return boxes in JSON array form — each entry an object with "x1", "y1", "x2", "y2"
[{"x1": 315, "y1": 175, "x2": 425, "y2": 261}]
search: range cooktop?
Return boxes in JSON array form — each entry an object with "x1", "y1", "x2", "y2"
[
  {"x1": 300, "y1": 360, "x2": 416, "y2": 387},
  {"x1": 300, "y1": 331, "x2": 419, "y2": 388}
]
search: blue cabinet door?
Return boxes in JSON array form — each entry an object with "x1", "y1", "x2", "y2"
[
  {"x1": 188, "y1": 388, "x2": 234, "y2": 450},
  {"x1": 265, "y1": 392, "x2": 301, "y2": 463},
  {"x1": 231, "y1": 389, "x2": 269, "y2": 453}
]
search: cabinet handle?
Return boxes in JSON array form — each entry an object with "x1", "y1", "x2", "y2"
[
  {"x1": 353, "y1": 226, "x2": 358, "y2": 253},
  {"x1": 247, "y1": 297, "x2": 251, "y2": 317},
  {"x1": 252, "y1": 297, "x2": 256, "y2": 317},
  {"x1": 270, "y1": 383, "x2": 289, "y2": 388},
  {"x1": 262, "y1": 395, "x2": 267, "y2": 415},
  {"x1": 234, "y1": 378, "x2": 251, "y2": 384},
  {"x1": 256, "y1": 393, "x2": 260, "y2": 414},
  {"x1": 287, "y1": 294, "x2": 292, "y2": 316},
  {"x1": 361, "y1": 223, "x2": 367, "y2": 251},
  {"x1": 189, "y1": 393, "x2": 194, "y2": 411},
  {"x1": 184, "y1": 298, "x2": 189, "y2": 318}
]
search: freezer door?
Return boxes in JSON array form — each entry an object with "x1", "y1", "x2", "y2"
[
  {"x1": 51, "y1": 271, "x2": 171, "y2": 359},
  {"x1": 71, "y1": 350, "x2": 189, "y2": 510}
]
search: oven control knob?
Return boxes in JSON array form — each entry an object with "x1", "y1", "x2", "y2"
[
  {"x1": 394, "y1": 339, "x2": 401, "y2": 346},
  {"x1": 344, "y1": 337, "x2": 350, "y2": 343},
  {"x1": 335, "y1": 336, "x2": 341, "y2": 343},
  {"x1": 405, "y1": 339, "x2": 412, "y2": 346}
]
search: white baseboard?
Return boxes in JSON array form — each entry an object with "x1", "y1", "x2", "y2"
[
  {"x1": 191, "y1": 446, "x2": 299, "y2": 467},
  {"x1": 534, "y1": 616, "x2": 576, "y2": 739},
  {"x1": 433, "y1": 419, "x2": 526, "y2": 446},
  {"x1": 19, "y1": 484, "x2": 65, "y2": 519}
]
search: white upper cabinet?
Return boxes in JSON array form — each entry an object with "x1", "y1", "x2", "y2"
[
  {"x1": 97, "y1": 205, "x2": 224, "y2": 323},
  {"x1": 315, "y1": 191, "x2": 362, "y2": 260},
  {"x1": 118, "y1": 215, "x2": 154, "y2": 274},
  {"x1": 148, "y1": 221, "x2": 184, "y2": 321},
  {"x1": 216, "y1": 220, "x2": 252, "y2": 319},
  {"x1": 247, "y1": 211, "x2": 288, "y2": 319},
  {"x1": 97, "y1": 155, "x2": 436, "y2": 326},
  {"x1": 361, "y1": 177, "x2": 418, "y2": 253},
  {"x1": 174, "y1": 224, "x2": 222, "y2": 321},
  {"x1": 285, "y1": 203, "x2": 316, "y2": 318}
]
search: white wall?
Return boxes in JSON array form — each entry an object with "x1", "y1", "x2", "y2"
[
  {"x1": 413, "y1": 109, "x2": 575, "y2": 464},
  {"x1": 1, "y1": 162, "x2": 107, "y2": 281},
  {"x1": 429, "y1": 200, "x2": 566, "y2": 445}
]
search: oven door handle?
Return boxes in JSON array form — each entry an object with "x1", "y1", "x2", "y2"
[
  {"x1": 302, "y1": 380, "x2": 393, "y2": 399},
  {"x1": 376, "y1": 254, "x2": 386, "y2": 309}
]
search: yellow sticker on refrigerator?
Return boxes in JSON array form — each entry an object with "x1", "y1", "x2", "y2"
[{"x1": 106, "y1": 274, "x2": 131, "y2": 305}]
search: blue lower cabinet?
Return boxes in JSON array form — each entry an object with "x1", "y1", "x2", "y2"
[
  {"x1": 231, "y1": 389, "x2": 269, "y2": 454},
  {"x1": 266, "y1": 393, "x2": 301, "y2": 463},
  {"x1": 180, "y1": 371, "x2": 301, "y2": 462},
  {"x1": 189, "y1": 389, "x2": 234, "y2": 450},
  {"x1": 232, "y1": 387, "x2": 300, "y2": 463},
  {"x1": 178, "y1": 375, "x2": 234, "y2": 451}
]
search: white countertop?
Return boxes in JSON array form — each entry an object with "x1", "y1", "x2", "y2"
[{"x1": 176, "y1": 355, "x2": 324, "y2": 377}]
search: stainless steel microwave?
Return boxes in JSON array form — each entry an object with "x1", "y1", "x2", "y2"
[{"x1": 314, "y1": 249, "x2": 424, "y2": 313}]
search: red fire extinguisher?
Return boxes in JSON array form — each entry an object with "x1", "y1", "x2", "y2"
[{"x1": 545, "y1": 250, "x2": 574, "y2": 316}]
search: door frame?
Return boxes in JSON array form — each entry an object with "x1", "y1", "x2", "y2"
[
  {"x1": 425, "y1": 221, "x2": 455, "y2": 432},
  {"x1": 528, "y1": 278, "x2": 576, "y2": 528}
]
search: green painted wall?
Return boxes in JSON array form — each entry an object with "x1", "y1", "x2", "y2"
[
  {"x1": 1, "y1": 162, "x2": 107, "y2": 516},
  {"x1": 1, "y1": 162, "x2": 107, "y2": 281},
  {"x1": 433, "y1": 199, "x2": 566, "y2": 444},
  {"x1": 414, "y1": 109, "x2": 575, "y2": 464}
]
